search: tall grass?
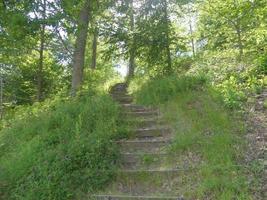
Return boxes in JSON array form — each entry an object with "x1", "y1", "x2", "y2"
[
  {"x1": 0, "y1": 93, "x2": 122, "y2": 200},
  {"x1": 134, "y1": 75, "x2": 207, "y2": 106},
  {"x1": 133, "y1": 75, "x2": 251, "y2": 199}
]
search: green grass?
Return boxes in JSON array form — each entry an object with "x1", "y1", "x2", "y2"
[
  {"x1": 0, "y1": 93, "x2": 123, "y2": 200},
  {"x1": 134, "y1": 74, "x2": 207, "y2": 106},
  {"x1": 133, "y1": 75, "x2": 251, "y2": 199},
  {"x1": 263, "y1": 99, "x2": 267, "y2": 109}
]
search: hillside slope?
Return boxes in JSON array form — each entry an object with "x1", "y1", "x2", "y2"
[
  {"x1": 91, "y1": 76, "x2": 258, "y2": 199},
  {"x1": 0, "y1": 93, "x2": 122, "y2": 200}
]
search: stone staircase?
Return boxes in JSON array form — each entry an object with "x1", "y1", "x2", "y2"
[{"x1": 90, "y1": 83, "x2": 188, "y2": 200}]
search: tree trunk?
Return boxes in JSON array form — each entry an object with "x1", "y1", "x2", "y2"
[
  {"x1": 236, "y1": 26, "x2": 243, "y2": 61},
  {"x1": 189, "y1": 20, "x2": 195, "y2": 57},
  {"x1": 0, "y1": 75, "x2": 3, "y2": 119},
  {"x1": 37, "y1": 0, "x2": 46, "y2": 102},
  {"x1": 162, "y1": 0, "x2": 172, "y2": 74},
  {"x1": 127, "y1": 0, "x2": 136, "y2": 83},
  {"x1": 71, "y1": 0, "x2": 90, "y2": 96},
  {"x1": 91, "y1": 26, "x2": 98, "y2": 70}
]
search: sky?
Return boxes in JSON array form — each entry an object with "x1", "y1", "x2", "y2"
[{"x1": 114, "y1": 60, "x2": 128, "y2": 78}]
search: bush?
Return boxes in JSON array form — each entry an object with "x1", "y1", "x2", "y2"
[
  {"x1": 187, "y1": 51, "x2": 266, "y2": 109},
  {"x1": 0, "y1": 94, "x2": 121, "y2": 200}
]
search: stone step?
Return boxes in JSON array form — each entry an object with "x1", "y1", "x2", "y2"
[
  {"x1": 124, "y1": 111, "x2": 159, "y2": 118},
  {"x1": 131, "y1": 126, "x2": 171, "y2": 139},
  {"x1": 114, "y1": 96, "x2": 133, "y2": 104},
  {"x1": 116, "y1": 139, "x2": 171, "y2": 153},
  {"x1": 120, "y1": 152, "x2": 169, "y2": 170},
  {"x1": 110, "y1": 83, "x2": 128, "y2": 93},
  {"x1": 110, "y1": 89, "x2": 127, "y2": 94},
  {"x1": 91, "y1": 194, "x2": 183, "y2": 200},
  {"x1": 125, "y1": 117, "x2": 165, "y2": 128},
  {"x1": 112, "y1": 95, "x2": 133, "y2": 103},
  {"x1": 112, "y1": 93, "x2": 131, "y2": 98},
  {"x1": 119, "y1": 152, "x2": 202, "y2": 170},
  {"x1": 121, "y1": 104, "x2": 156, "y2": 112}
]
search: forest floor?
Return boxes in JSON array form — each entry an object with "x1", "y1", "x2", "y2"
[{"x1": 245, "y1": 89, "x2": 267, "y2": 199}]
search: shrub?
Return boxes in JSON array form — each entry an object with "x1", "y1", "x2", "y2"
[{"x1": 187, "y1": 51, "x2": 266, "y2": 109}]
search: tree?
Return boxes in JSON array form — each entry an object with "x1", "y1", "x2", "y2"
[
  {"x1": 0, "y1": 0, "x2": 70, "y2": 104},
  {"x1": 90, "y1": 22, "x2": 98, "y2": 70},
  {"x1": 198, "y1": 0, "x2": 265, "y2": 61},
  {"x1": 127, "y1": 0, "x2": 136, "y2": 81},
  {"x1": 100, "y1": 0, "x2": 139, "y2": 80},
  {"x1": 136, "y1": 0, "x2": 176, "y2": 74},
  {"x1": 37, "y1": 0, "x2": 47, "y2": 101},
  {"x1": 71, "y1": 0, "x2": 91, "y2": 96}
]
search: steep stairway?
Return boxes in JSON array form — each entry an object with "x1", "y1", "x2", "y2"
[{"x1": 90, "y1": 83, "x2": 188, "y2": 200}]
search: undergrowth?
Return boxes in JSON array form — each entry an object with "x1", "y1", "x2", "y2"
[
  {"x1": 0, "y1": 92, "x2": 122, "y2": 200},
  {"x1": 188, "y1": 51, "x2": 267, "y2": 109},
  {"x1": 133, "y1": 75, "x2": 251, "y2": 199}
]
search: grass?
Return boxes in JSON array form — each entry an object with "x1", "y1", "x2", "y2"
[
  {"x1": 133, "y1": 75, "x2": 252, "y2": 199},
  {"x1": 263, "y1": 99, "x2": 267, "y2": 109},
  {"x1": 0, "y1": 92, "x2": 124, "y2": 200}
]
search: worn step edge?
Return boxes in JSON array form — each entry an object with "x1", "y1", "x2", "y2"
[
  {"x1": 124, "y1": 118, "x2": 165, "y2": 127},
  {"x1": 116, "y1": 137, "x2": 172, "y2": 153},
  {"x1": 121, "y1": 152, "x2": 168, "y2": 156},
  {"x1": 121, "y1": 103, "x2": 155, "y2": 110},
  {"x1": 112, "y1": 95, "x2": 132, "y2": 99},
  {"x1": 91, "y1": 194, "x2": 181, "y2": 199},
  {"x1": 124, "y1": 111, "x2": 159, "y2": 116},
  {"x1": 132, "y1": 127, "x2": 171, "y2": 138},
  {"x1": 117, "y1": 169, "x2": 186, "y2": 173},
  {"x1": 125, "y1": 116, "x2": 163, "y2": 123},
  {"x1": 134, "y1": 126, "x2": 171, "y2": 132},
  {"x1": 116, "y1": 138, "x2": 172, "y2": 144},
  {"x1": 120, "y1": 152, "x2": 169, "y2": 164},
  {"x1": 114, "y1": 98, "x2": 133, "y2": 102},
  {"x1": 122, "y1": 106, "x2": 158, "y2": 112}
]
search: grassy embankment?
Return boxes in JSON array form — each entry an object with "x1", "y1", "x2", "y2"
[
  {"x1": 0, "y1": 91, "x2": 126, "y2": 200},
  {"x1": 132, "y1": 75, "x2": 252, "y2": 199}
]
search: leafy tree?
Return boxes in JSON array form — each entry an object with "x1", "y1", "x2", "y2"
[{"x1": 198, "y1": 0, "x2": 266, "y2": 61}]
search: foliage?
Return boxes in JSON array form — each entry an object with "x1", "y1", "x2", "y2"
[
  {"x1": 198, "y1": 0, "x2": 266, "y2": 59},
  {"x1": 133, "y1": 75, "x2": 250, "y2": 199},
  {"x1": 192, "y1": 0, "x2": 267, "y2": 108},
  {"x1": 188, "y1": 51, "x2": 266, "y2": 108},
  {"x1": 0, "y1": 93, "x2": 122, "y2": 200}
]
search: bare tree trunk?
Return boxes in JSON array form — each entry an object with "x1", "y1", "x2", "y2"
[
  {"x1": 91, "y1": 26, "x2": 98, "y2": 70},
  {"x1": 232, "y1": 1, "x2": 244, "y2": 61},
  {"x1": 128, "y1": 48, "x2": 135, "y2": 80},
  {"x1": 37, "y1": 0, "x2": 46, "y2": 102},
  {"x1": 189, "y1": 20, "x2": 195, "y2": 57},
  {"x1": 236, "y1": 25, "x2": 243, "y2": 61},
  {"x1": 127, "y1": 0, "x2": 136, "y2": 83},
  {"x1": 163, "y1": 0, "x2": 172, "y2": 74},
  {"x1": 71, "y1": 0, "x2": 90, "y2": 96}
]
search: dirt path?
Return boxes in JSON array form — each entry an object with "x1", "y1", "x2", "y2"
[{"x1": 245, "y1": 89, "x2": 267, "y2": 199}]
